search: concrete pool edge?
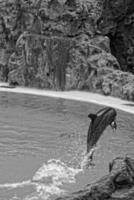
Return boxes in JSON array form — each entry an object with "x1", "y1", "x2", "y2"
[{"x1": 0, "y1": 82, "x2": 134, "y2": 114}]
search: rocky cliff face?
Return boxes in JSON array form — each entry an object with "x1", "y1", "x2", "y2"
[
  {"x1": 0, "y1": 0, "x2": 118, "y2": 88},
  {"x1": 0, "y1": 0, "x2": 134, "y2": 101},
  {"x1": 98, "y1": 0, "x2": 134, "y2": 74}
]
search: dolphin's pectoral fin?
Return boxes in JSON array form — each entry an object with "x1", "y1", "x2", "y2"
[
  {"x1": 88, "y1": 114, "x2": 97, "y2": 121},
  {"x1": 84, "y1": 147, "x2": 97, "y2": 169},
  {"x1": 110, "y1": 120, "x2": 117, "y2": 131}
]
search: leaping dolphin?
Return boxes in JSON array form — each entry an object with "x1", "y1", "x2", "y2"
[{"x1": 87, "y1": 107, "x2": 117, "y2": 161}]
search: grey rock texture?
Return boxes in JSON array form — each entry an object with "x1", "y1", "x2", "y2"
[
  {"x1": 91, "y1": 68, "x2": 134, "y2": 101},
  {"x1": 98, "y1": 0, "x2": 134, "y2": 73},
  {"x1": 0, "y1": 0, "x2": 119, "y2": 90},
  {"x1": 0, "y1": 0, "x2": 134, "y2": 101}
]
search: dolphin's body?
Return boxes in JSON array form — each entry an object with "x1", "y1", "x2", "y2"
[{"x1": 87, "y1": 107, "x2": 117, "y2": 154}]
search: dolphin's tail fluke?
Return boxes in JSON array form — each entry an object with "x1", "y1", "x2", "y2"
[{"x1": 81, "y1": 147, "x2": 97, "y2": 169}]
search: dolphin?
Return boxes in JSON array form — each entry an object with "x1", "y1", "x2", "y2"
[{"x1": 87, "y1": 107, "x2": 117, "y2": 157}]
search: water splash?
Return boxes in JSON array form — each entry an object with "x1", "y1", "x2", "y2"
[
  {"x1": 0, "y1": 180, "x2": 31, "y2": 189},
  {"x1": 31, "y1": 159, "x2": 82, "y2": 199},
  {"x1": 0, "y1": 159, "x2": 84, "y2": 200},
  {"x1": 81, "y1": 147, "x2": 98, "y2": 169},
  {"x1": 33, "y1": 159, "x2": 82, "y2": 184},
  {"x1": 0, "y1": 149, "x2": 99, "y2": 200}
]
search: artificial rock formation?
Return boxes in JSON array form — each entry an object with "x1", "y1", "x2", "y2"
[
  {"x1": 98, "y1": 0, "x2": 134, "y2": 74},
  {"x1": 0, "y1": 0, "x2": 119, "y2": 90},
  {"x1": 0, "y1": 0, "x2": 134, "y2": 101},
  {"x1": 55, "y1": 157, "x2": 134, "y2": 200},
  {"x1": 87, "y1": 68, "x2": 134, "y2": 101}
]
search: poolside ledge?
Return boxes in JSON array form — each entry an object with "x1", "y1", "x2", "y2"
[{"x1": 0, "y1": 82, "x2": 133, "y2": 115}]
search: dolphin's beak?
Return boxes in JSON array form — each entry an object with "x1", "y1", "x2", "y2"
[{"x1": 110, "y1": 120, "x2": 117, "y2": 131}]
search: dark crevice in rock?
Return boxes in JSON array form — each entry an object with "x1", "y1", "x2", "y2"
[{"x1": 98, "y1": 0, "x2": 134, "y2": 74}]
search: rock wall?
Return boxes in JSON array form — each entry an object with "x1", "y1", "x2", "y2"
[
  {"x1": 0, "y1": 0, "x2": 134, "y2": 101},
  {"x1": 0, "y1": 0, "x2": 119, "y2": 89},
  {"x1": 79, "y1": 67, "x2": 134, "y2": 101},
  {"x1": 98, "y1": 0, "x2": 134, "y2": 73},
  {"x1": 55, "y1": 157, "x2": 134, "y2": 200}
]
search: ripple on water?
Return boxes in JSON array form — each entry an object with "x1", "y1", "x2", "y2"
[
  {"x1": 0, "y1": 92, "x2": 133, "y2": 199},
  {"x1": 0, "y1": 159, "x2": 84, "y2": 200}
]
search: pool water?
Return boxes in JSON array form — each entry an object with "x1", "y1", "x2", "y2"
[{"x1": 0, "y1": 92, "x2": 133, "y2": 200}]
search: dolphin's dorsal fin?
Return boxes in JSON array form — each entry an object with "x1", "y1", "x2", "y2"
[{"x1": 88, "y1": 114, "x2": 97, "y2": 122}]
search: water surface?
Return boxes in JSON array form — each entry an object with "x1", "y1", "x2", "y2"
[{"x1": 0, "y1": 92, "x2": 133, "y2": 200}]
